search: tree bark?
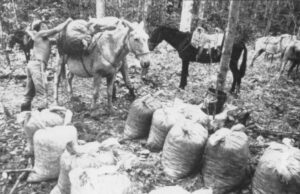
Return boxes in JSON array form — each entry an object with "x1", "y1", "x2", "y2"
[
  {"x1": 179, "y1": 0, "x2": 194, "y2": 32},
  {"x1": 96, "y1": 0, "x2": 106, "y2": 18},
  {"x1": 216, "y1": 0, "x2": 240, "y2": 91},
  {"x1": 143, "y1": 0, "x2": 152, "y2": 32},
  {"x1": 197, "y1": 0, "x2": 206, "y2": 25}
]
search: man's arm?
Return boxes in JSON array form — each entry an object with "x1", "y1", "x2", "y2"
[
  {"x1": 37, "y1": 18, "x2": 73, "y2": 38},
  {"x1": 25, "y1": 28, "x2": 36, "y2": 40}
]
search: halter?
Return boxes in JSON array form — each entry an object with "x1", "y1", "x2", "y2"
[{"x1": 125, "y1": 30, "x2": 150, "y2": 59}]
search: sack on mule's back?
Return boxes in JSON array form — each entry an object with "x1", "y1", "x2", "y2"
[{"x1": 58, "y1": 20, "x2": 92, "y2": 55}]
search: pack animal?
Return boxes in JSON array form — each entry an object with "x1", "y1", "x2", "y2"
[
  {"x1": 250, "y1": 34, "x2": 296, "y2": 66},
  {"x1": 279, "y1": 41, "x2": 300, "y2": 77},
  {"x1": 8, "y1": 29, "x2": 33, "y2": 62},
  {"x1": 148, "y1": 26, "x2": 247, "y2": 93},
  {"x1": 54, "y1": 19, "x2": 150, "y2": 114}
]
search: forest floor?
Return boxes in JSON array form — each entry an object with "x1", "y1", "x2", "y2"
[{"x1": 0, "y1": 43, "x2": 300, "y2": 194}]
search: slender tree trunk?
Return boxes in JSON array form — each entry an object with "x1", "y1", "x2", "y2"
[
  {"x1": 216, "y1": 0, "x2": 240, "y2": 91},
  {"x1": 179, "y1": 0, "x2": 194, "y2": 32},
  {"x1": 197, "y1": 0, "x2": 206, "y2": 25},
  {"x1": 96, "y1": 0, "x2": 106, "y2": 18},
  {"x1": 137, "y1": 0, "x2": 142, "y2": 21},
  {"x1": 143, "y1": 0, "x2": 152, "y2": 32},
  {"x1": 264, "y1": 0, "x2": 274, "y2": 36}
]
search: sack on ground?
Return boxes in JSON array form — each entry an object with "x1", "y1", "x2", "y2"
[
  {"x1": 149, "y1": 186, "x2": 190, "y2": 194},
  {"x1": 27, "y1": 125, "x2": 77, "y2": 182},
  {"x1": 202, "y1": 128, "x2": 250, "y2": 194},
  {"x1": 50, "y1": 141, "x2": 116, "y2": 194},
  {"x1": 173, "y1": 99, "x2": 210, "y2": 128},
  {"x1": 17, "y1": 107, "x2": 72, "y2": 155},
  {"x1": 162, "y1": 119, "x2": 208, "y2": 178},
  {"x1": 147, "y1": 107, "x2": 184, "y2": 151},
  {"x1": 252, "y1": 142, "x2": 300, "y2": 194},
  {"x1": 124, "y1": 95, "x2": 162, "y2": 139},
  {"x1": 69, "y1": 167, "x2": 131, "y2": 194}
]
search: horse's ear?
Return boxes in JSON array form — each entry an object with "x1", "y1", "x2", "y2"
[{"x1": 139, "y1": 21, "x2": 145, "y2": 29}]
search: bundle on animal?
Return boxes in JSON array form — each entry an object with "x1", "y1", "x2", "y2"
[
  {"x1": 54, "y1": 17, "x2": 151, "y2": 114},
  {"x1": 148, "y1": 26, "x2": 247, "y2": 93},
  {"x1": 279, "y1": 40, "x2": 300, "y2": 77},
  {"x1": 8, "y1": 29, "x2": 33, "y2": 62},
  {"x1": 250, "y1": 34, "x2": 297, "y2": 66}
]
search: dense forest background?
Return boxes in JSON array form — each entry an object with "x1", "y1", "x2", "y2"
[{"x1": 1, "y1": 0, "x2": 300, "y2": 43}]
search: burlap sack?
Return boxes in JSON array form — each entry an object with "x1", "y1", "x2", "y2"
[
  {"x1": 59, "y1": 19, "x2": 92, "y2": 55},
  {"x1": 50, "y1": 141, "x2": 116, "y2": 194},
  {"x1": 146, "y1": 107, "x2": 184, "y2": 151},
  {"x1": 69, "y1": 168, "x2": 131, "y2": 194},
  {"x1": 17, "y1": 107, "x2": 73, "y2": 155},
  {"x1": 173, "y1": 99, "x2": 210, "y2": 128},
  {"x1": 124, "y1": 95, "x2": 162, "y2": 139},
  {"x1": 27, "y1": 125, "x2": 77, "y2": 182},
  {"x1": 202, "y1": 128, "x2": 250, "y2": 194},
  {"x1": 149, "y1": 186, "x2": 190, "y2": 194},
  {"x1": 162, "y1": 119, "x2": 208, "y2": 179},
  {"x1": 252, "y1": 142, "x2": 300, "y2": 194}
]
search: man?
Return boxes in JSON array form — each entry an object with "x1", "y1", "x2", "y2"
[{"x1": 21, "y1": 18, "x2": 72, "y2": 111}]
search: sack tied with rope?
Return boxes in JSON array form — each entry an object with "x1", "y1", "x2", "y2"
[
  {"x1": 162, "y1": 119, "x2": 208, "y2": 179},
  {"x1": 124, "y1": 95, "x2": 162, "y2": 139},
  {"x1": 146, "y1": 107, "x2": 185, "y2": 152},
  {"x1": 252, "y1": 142, "x2": 300, "y2": 194},
  {"x1": 16, "y1": 106, "x2": 73, "y2": 155},
  {"x1": 27, "y1": 125, "x2": 78, "y2": 182},
  {"x1": 50, "y1": 141, "x2": 116, "y2": 194},
  {"x1": 202, "y1": 128, "x2": 250, "y2": 194}
]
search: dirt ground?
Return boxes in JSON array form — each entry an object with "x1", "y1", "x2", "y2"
[{"x1": 0, "y1": 44, "x2": 300, "y2": 193}]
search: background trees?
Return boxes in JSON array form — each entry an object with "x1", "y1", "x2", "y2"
[{"x1": 0, "y1": 0, "x2": 299, "y2": 40}]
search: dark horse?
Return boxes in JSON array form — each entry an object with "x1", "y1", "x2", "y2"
[
  {"x1": 8, "y1": 30, "x2": 33, "y2": 62},
  {"x1": 148, "y1": 26, "x2": 247, "y2": 93}
]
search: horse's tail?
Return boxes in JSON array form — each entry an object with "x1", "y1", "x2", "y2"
[{"x1": 240, "y1": 44, "x2": 247, "y2": 78}]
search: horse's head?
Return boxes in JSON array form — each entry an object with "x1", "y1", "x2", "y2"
[
  {"x1": 148, "y1": 26, "x2": 165, "y2": 51},
  {"x1": 8, "y1": 30, "x2": 31, "y2": 49},
  {"x1": 122, "y1": 20, "x2": 151, "y2": 79}
]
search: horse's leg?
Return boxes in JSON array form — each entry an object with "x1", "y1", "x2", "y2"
[
  {"x1": 106, "y1": 74, "x2": 116, "y2": 114},
  {"x1": 67, "y1": 71, "x2": 74, "y2": 96},
  {"x1": 179, "y1": 59, "x2": 189, "y2": 89},
  {"x1": 250, "y1": 49, "x2": 264, "y2": 67},
  {"x1": 287, "y1": 61, "x2": 296, "y2": 78},
  {"x1": 120, "y1": 58, "x2": 135, "y2": 97},
  {"x1": 92, "y1": 74, "x2": 102, "y2": 110},
  {"x1": 53, "y1": 54, "x2": 64, "y2": 105},
  {"x1": 230, "y1": 60, "x2": 238, "y2": 93}
]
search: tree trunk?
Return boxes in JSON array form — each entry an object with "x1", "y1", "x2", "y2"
[
  {"x1": 264, "y1": 0, "x2": 274, "y2": 36},
  {"x1": 179, "y1": 0, "x2": 194, "y2": 32},
  {"x1": 96, "y1": 0, "x2": 106, "y2": 18},
  {"x1": 143, "y1": 0, "x2": 152, "y2": 32},
  {"x1": 137, "y1": 0, "x2": 142, "y2": 21},
  {"x1": 197, "y1": 0, "x2": 206, "y2": 25},
  {"x1": 216, "y1": 0, "x2": 240, "y2": 91}
]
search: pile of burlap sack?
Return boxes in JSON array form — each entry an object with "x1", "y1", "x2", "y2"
[
  {"x1": 17, "y1": 106, "x2": 138, "y2": 194},
  {"x1": 124, "y1": 95, "x2": 300, "y2": 194}
]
